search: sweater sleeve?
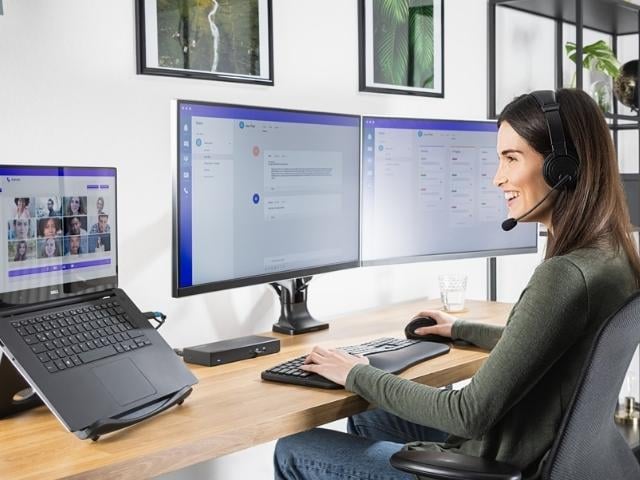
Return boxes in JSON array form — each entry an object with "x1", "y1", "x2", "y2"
[
  {"x1": 451, "y1": 320, "x2": 504, "y2": 350},
  {"x1": 345, "y1": 257, "x2": 589, "y2": 439}
]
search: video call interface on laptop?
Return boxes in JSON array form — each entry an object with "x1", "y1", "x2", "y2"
[{"x1": 0, "y1": 167, "x2": 117, "y2": 296}]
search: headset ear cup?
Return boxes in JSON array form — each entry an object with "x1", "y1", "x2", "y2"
[
  {"x1": 543, "y1": 153, "x2": 579, "y2": 188},
  {"x1": 543, "y1": 153, "x2": 557, "y2": 188}
]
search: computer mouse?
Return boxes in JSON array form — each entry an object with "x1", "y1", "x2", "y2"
[
  {"x1": 405, "y1": 316, "x2": 471, "y2": 346},
  {"x1": 404, "y1": 316, "x2": 451, "y2": 343}
]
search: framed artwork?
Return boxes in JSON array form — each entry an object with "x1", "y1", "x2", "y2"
[
  {"x1": 359, "y1": 0, "x2": 444, "y2": 97},
  {"x1": 135, "y1": 0, "x2": 273, "y2": 85}
]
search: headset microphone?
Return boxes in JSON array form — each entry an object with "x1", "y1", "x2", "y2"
[{"x1": 501, "y1": 175, "x2": 571, "y2": 232}]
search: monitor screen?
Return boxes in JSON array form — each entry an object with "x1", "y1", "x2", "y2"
[
  {"x1": 0, "y1": 166, "x2": 118, "y2": 305},
  {"x1": 173, "y1": 101, "x2": 361, "y2": 297},
  {"x1": 361, "y1": 116, "x2": 537, "y2": 265}
]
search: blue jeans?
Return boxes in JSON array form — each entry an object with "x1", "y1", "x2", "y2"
[{"x1": 274, "y1": 409, "x2": 448, "y2": 479}]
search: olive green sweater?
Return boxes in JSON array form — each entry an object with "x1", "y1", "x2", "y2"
[{"x1": 345, "y1": 247, "x2": 636, "y2": 478}]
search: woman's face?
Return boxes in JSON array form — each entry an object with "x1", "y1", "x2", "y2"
[
  {"x1": 14, "y1": 219, "x2": 29, "y2": 239},
  {"x1": 18, "y1": 242, "x2": 26, "y2": 255},
  {"x1": 70, "y1": 197, "x2": 81, "y2": 214},
  {"x1": 45, "y1": 238, "x2": 56, "y2": 257},
  {"x1": 494, "y1": 122, "x2": 552, "y2": 228},
  {"x1": 43, "y1": 219, "x2": 57, "y2": 238},
  {"x1": 96, "y1": 198, "x2": 104, "y2": 212},
  {"x1": 16, "y1": 198, "x2": 25, "y2": 211}
]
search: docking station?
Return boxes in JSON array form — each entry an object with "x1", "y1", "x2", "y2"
[{"x1": 182, "y1": 335, "x2": 280, "y2": 367}]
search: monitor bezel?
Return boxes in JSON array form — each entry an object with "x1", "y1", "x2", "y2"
[
  {"x1": 0, "y1": 165, "x2": 118, "y2": 307},
  {"x1": 172, "y1": 100, "x2": 362, "y2": 298},
  {"x1": 359, "y1": 115, "x2": 538, "y2": 267}
]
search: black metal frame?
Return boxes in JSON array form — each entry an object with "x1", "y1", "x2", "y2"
[
  {"x1": 135, "y1": 0, "x2": 274, "y2": 86},
  {"x1": 358, "y1": 0, "x2": 445, "y2": 98}
]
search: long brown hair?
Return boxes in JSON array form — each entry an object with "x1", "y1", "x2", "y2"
[{"x1": 498, "y1": 88, "x2": 640, "y2": 287}]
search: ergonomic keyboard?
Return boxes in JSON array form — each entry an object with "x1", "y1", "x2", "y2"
[
  {"x1": 261, "y1": 337, "x2": 450, "y2": 389},
  {"x1": 10, "y1": 299, "x2": 151, "y2": 374}
]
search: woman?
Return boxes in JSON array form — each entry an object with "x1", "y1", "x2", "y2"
[
  {"x1": 65, "y1": 196, "x2": 86, "y2": 216},
  {"x1": 95, "y1": 196, "x2": 105, "y2": 215},
  {"x1": 13, "y1": 241, "x2": 28, "y2": 261},
  {"x1": 38, "y1": 217, "x2": 61, "y2": 238},
  {"x1": 40, "y1": 237, "x2": 60, "y2": 258},
  {"x1": 14, "y1": 197, "x2": 31, "y2": 219},
  {"x1": 274, "y1": 89, "x2": 640, "y2": 479}
]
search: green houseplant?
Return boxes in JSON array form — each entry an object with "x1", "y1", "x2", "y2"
[{"x1": 565, "y1": 40, "x2": 620, "y2": 112}]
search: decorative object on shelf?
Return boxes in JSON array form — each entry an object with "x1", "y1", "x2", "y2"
[
  {"x1": 358, "y1": 0, "x2": 444, "y2": 97},
  {"x1": 615, "y1": 396, "x2": 640, "y2": 426},
  {"x1": 613, "y1": 60, "x2": 640, "y2": 112},
  {"x1": 565, "y1": 40, "x2": 619, "y2": 113},
  {"x1": 590, "y1": 80, "x2": 613, "y2": 113},
  {"x1": 616, "y1": 372, "x2": 640, "y2": 425},
  {"x1": 135, "y1": 0, "x2": 273, "y2": 85}
]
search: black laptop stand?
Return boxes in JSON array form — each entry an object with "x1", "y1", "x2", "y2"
[{"x1": 0, "y1": 354, "x2": 43, "y2": 419}]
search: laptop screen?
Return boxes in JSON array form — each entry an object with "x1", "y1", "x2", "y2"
[{"x1": 0, "y1": 166, "x2": 118, "y2": 306}]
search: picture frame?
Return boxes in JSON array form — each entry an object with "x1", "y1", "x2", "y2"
[
  {"x1": 135, "y1": 0, "x2": 273, "y2": 85},
  {"x1": 358, "y1": 0, "x2": 444, "y2": 97}
]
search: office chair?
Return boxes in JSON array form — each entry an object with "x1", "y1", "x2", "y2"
[{"x1": 390, "y1": 291, "x2": 640, "y2": 480}]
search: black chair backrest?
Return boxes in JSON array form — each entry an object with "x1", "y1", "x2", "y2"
[{"x1": 541, "y1": 291, "x2": 640, "y2": 480}]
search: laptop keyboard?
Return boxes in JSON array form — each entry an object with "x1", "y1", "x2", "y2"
[{"x1": 10, "y1": 300, "x2": 151, "y2": 374}]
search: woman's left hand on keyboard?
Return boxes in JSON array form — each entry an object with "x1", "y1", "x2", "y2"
[{"x1": 301, "y1": 346, "x2": 370, "y2": 386}]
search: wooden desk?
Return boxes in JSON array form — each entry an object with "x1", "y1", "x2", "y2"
[{"x1": 0, "y1": 299, "x2": 511, "y2": 480}]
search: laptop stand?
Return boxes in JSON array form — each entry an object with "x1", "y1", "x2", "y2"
[{"x1": 0, "y1": 353, "x2": 43, "y2": 419}]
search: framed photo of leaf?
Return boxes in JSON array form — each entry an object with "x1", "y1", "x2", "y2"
[
  {"x1": 135, "y1": 0, "x2": 273, "y2": 85},
  {"x1": 359, "y1": 0, "x2": 444, "y2": 97}
]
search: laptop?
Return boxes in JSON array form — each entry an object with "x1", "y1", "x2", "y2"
[{"x1": 0, "y1": 165, "x2": 197, "y2": 440}]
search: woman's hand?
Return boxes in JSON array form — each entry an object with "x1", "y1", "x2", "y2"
[
  {"x1": 300, "y1": 346, "x2": 370, "y2": 386},
  {"x1": 412, "y1": 309, "x2": 459, "y2": 338}
]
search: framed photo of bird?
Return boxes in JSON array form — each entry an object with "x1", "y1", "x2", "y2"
[
  {"x1": 359, "y1": 0, "x2": 444, "y2": 97},
  {"x1": 136, "y1": 0, "x2": 273, "y2": 85}
]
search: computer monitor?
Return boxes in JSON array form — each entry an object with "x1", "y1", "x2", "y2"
[
  {"x1": 173, "y1": 101, "x2": 361, "y2": 334},
  {"x1": 361, "y1": 116, "x2": 537, "y2": 265},
  {"x1": 0, "y1": 166, "x2": 117, "y2": 305}
]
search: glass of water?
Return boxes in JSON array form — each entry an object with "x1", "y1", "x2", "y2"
[{"x1": 438, "y1": 274, "x2": 467, "y2": 312}]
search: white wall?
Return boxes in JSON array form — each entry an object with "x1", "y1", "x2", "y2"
[{"x1": 0, "y1": 1, "x2": 569, "y2": 478}]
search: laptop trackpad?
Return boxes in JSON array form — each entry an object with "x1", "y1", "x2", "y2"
[{"x1": 92, "y1": 358, "x2": 157, "y2": 406}]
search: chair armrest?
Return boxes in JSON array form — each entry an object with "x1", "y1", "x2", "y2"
[{"x1": 390, "y1": 450, "x2": 522, "y2": 480}]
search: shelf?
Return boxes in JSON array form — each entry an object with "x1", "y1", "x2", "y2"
[
  {"x1": 494, "y1": 0, "x2": 640, "y2": 35},
  {"x1": 605, "y1": 112, "x2": 640, "y2": 121}
]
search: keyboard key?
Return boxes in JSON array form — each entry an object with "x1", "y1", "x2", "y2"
[
  {"x1": 44, "y1": 362, "x2": 58, "y2": 373},
  {"x1": 31, "y1": 344, "x2": 47, "y2": 354}
]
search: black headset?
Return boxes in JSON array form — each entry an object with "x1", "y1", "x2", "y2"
[{"x1": 529, "y1": 90, "x2": 580, "y2": 189}]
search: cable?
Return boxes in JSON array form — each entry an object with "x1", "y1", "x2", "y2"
[{"x1": 142, "y1": 311, "x2": 167, "y2": 330}]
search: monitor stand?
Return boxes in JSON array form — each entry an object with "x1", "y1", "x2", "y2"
[
  {"x1": 270, "y1": 277, "x2": 329, "y2": 335},
  {"x1": 0, "y1": 353, "x2": 43, "y2": 419}
]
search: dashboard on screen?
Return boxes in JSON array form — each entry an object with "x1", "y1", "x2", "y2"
[
  {"x1": 361, "y1": 116, "x2": 537, "y2": 265},
  {"x1": 173, "y1": 101, "x2": 361, "y2": 297}
]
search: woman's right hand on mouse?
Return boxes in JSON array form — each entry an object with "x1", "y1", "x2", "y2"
[{"x1": 412, "y1": 310, "x2": 459, "y2": 338}]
